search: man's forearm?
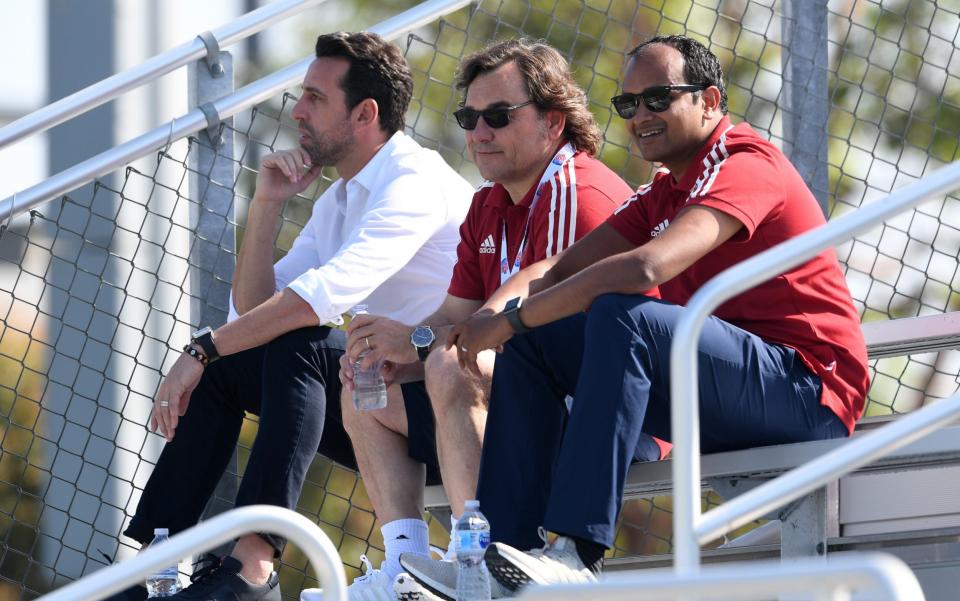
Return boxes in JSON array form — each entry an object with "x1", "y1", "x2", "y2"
[
  {"x1": 233, "y1": 199, "x2": 284, "y2": 314},
  {"x1": 213, "y1": 288, "x2": 318, "y2": 357},
  {"x1": 479, "y1": 257, "x2": 559, "y2": 313}
]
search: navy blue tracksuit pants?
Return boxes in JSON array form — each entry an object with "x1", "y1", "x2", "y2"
[{"x1": 477, "y1": 294, "x2": 848, "y2": 550}]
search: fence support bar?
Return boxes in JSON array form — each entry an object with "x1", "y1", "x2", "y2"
[
  {"x1": 0, "y1": 0, "x2": 328, "y2": 150},
  {"x1": 0, "y1": 0, "x2": 475, "y2": 225},
  {"x1": 38, "y1": 506, "x2": 347, "y2": 601}
]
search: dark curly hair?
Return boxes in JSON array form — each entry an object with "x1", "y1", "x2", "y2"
[
  {"x1": 629, "y1": 35, "x2": 728, "y2": 114},
  {"x1": 455, "y1": 38, "x2": 602, "y2": 156},
  {"x1": 314, "y1": 32, "x2": 413, "y2": 135}
]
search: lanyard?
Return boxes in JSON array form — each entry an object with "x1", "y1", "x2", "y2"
[{"x1": 499, "y1": 142, "x2": 575, "y2": 285}]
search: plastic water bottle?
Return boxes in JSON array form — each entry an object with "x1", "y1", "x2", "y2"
[
  {"x1": 145, "y1": 528, "x2": 181, "y2": 597},
  {"x1": 455, "y1": 500, "x2": 491, "y2": 601},
  {"x1": 352, "y1": 304, "x2": 388, "y2": 411}
]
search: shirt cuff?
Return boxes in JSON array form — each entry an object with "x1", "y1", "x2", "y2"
[{"x1": 286, "y1": 272, "x2": 343, "y2": 327}]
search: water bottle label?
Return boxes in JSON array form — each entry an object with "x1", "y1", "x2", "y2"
[{"x1": 457, "y1": 530, "x2": 490, "y2": 551}]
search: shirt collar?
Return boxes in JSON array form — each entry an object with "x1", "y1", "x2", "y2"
[
  {"x1": 346, "y1": 130, "x2": 407, "y2": 195},
  {"x1": 671, "y1": 115, "x2": 734, "y2": 192}
]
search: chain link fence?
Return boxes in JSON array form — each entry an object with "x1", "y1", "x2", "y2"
[{"x1": 1, "y1": 0, "x2": 959, "y2": 598}]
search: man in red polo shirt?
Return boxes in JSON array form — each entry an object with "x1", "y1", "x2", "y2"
[
  {"x1": 443, "y1": 35, "x2": 869, "y2": 592},
  {"x1": 316, "y1": 39, "x2": 665, "y2": 600}
]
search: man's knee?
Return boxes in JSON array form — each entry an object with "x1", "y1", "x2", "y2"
[
  {"x1": 264, "y1": 326, "x2": 345, "y2": 358},
  {"x1": 424, "y1": 346, "x2": 491, "y2": 415},
  {"x1": 588, "y1": 293, "x2": 675, "y2": 332},
  {"x1": 341, "y1": 384, "x2": 407, "y2": 437}
]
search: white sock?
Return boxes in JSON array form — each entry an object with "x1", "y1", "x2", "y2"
[
  {"x1": 445, "y1": 513, "x2": 459, "y2": 560},
  {"x1": 381, "y1": 519, "x2": 429, "y2": 579}
]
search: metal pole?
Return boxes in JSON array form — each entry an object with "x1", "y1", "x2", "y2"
[
  {"x1": 188, "y1": 54, "x2": 235, "y2": 329},
  {"x1": 38, "y1": 506, "x2": 347, "y2": 601},
  {"x1": 669, "y1": 159, "x2": 960, "y2": 571},
  {"x1": 0, "y1": 0, "x2": 329, "y2": 150},
  {"x1": 781, "y1": 0, "x2": 830, "y2": 216},
  {"x1": 514, "y1": 553, "x2": 923, "y2": 601},
  {"x1": 187, "y1": 47, "x2": 240, "y2": 545}
]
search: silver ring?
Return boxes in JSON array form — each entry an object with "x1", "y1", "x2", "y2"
[
  {"x1": 460, "y1": 346, "x2": 468, "y2": 353},
  {"x1": 364, "y1": 337, "x2": 371, "y2": 349},
  {"x1": 159, "y1": 400, "x2": 170, "y2": 407}
]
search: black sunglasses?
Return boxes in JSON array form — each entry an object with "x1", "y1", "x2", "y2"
[
  {"x1": 610, "y1": 84, "x2": 708, "y2": 118},
  {"x1": 453, "y1": 100, "x2": 535, "y2": 130}
]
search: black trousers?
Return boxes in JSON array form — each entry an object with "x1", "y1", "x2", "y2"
[{"x1": 123, "y1": 326, "x2": 353, "y2": 555}]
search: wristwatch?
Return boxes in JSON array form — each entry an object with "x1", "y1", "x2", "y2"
[
  {"x1": 502, "y1": 297, "x2": 530, "y2": 334},
  {"x1": 410, "y1": 325, "x2": 436, "y2": 362},
  {"x1": 190, "y1": 326, "x2": 221, "y2": 364}
]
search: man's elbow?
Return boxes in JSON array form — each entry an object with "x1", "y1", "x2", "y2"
[{"x1": 624, "y1": 255, "x2": 661, "y2": 296}]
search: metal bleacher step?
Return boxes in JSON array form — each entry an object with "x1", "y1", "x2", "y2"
[
  {"x1": 605, "y1": 526, "x2": 960, "y2": 571},
  {"x1": 603, "y1": 526, "x2": 960, "y2": 601}
]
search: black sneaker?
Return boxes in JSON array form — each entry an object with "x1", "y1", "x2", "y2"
[
  {"x1": 101, "y1": 584, "x2": 148, "y2": 601},
  {"x1": 169, "y1": 556, "x2": 280, "y2": 600}
]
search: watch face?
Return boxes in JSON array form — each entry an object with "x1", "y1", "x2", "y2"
[
  {"x1": 411, "y1": 326, "x2": 435, "y2": 347},
  {"x1": 504, "y1": 297, "x2": 521, "y2": 311},
  {"x1": 192, "y1": 326, "x2": 212, "y2": 339}
]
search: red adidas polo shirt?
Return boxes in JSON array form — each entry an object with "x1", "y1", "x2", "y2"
[
  {"x1": 607, "y1": 116, "x2": 870, "y2": 433},
  {"x1": 449, "y1": 149, "x2": 632, "y2": 300}
]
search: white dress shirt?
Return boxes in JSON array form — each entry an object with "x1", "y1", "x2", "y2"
[{"x1": 230, "y1": 131, "x2": 472, "y2": 326}]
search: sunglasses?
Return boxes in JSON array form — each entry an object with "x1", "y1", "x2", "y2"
[
  {"x1": 453, "y1": 100, "x2": 535, "y2": 130},
  {"x1": 610, "y1": 84, "x2": 708, "y2": 118}
]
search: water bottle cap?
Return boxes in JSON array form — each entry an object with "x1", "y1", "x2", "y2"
[
  {"x1": 154, "y1": 528, "x2": 169, "y2": 535},
  {"x1": 464, "y1": 499, "x2": 480, "y2": 510}
]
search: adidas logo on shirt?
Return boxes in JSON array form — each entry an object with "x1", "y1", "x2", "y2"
[
  {"x1": 651, "y1": 219, "x2": 669, "y2": 238},
  {"x1": 479, "y1": 234, "x2": 496, "y2": 254}
]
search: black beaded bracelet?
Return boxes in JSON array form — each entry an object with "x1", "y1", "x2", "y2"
[{"x1": 182, "y1": 344, "x2": 209, "y2": 366}]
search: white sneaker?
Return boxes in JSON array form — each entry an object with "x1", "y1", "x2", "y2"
[
  {"x1": 398, "y1": 553, "x2": 512, "y2": 600},
  {"x1": 393, "y1": 572, "x2": 445, "y2": 601},
  {"x1": 484, "y1": 535, "x2": 596, "y2": 592},
  {"x1": 300, "y1": 555, "x2": 395, "y2": 601}
]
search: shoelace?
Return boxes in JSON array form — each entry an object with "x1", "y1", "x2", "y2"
[
  {"x1": 528, "y1": 526, "x2": 551, "y2": 559},
  {"x1": 352, "y1": 554, "x2": 377, "y2": 584}
]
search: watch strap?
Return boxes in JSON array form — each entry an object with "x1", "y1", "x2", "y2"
[
  {"x1": 503, "y1": 298, "x2": 531, "y2": 334},
  {"x1": 191, "y1": 328, "x2": 221, "y2": 363}
]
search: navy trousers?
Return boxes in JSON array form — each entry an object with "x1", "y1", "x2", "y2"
[
  {"x1": 477, "y1": 294, "x2": 847, "y2": 550},
  {"x1": 124, "y1": 326, "x2": 352, "y2": 554}
]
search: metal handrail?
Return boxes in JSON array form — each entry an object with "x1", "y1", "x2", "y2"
[
  {"x1": 0, "y1": 0, "x2": 328, "y2": 151},
  {"x1": 38, "y1": 505, "x2": 346, "y2": 601},
  {"x1": 0, "y1": 0, "x2": 473, "y2": 225},
  {"x1": 516, "y1": 553, "x2": 924, "y2": 601},
  {"x1": 669, "y1": 158, "x2": 960, "y2": 572}
]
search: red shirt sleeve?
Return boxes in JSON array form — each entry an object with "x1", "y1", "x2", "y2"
[{"x1": 605, "y1": 183, "x2": 658, "y2": 247}]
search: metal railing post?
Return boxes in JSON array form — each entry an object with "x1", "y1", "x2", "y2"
[
  {"x1": 187, "y1": 45, "x2": 240, "y2": 539},
  {"x1": 782, "y1": 0, "x2": 831, "y2": 216},
  {"x1": 670, "y1": 159, "x2": 960, "y2": 570}
]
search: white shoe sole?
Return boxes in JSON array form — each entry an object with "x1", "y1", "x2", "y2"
[{"x1": 484, "y1": 543, "x2": 594, "y2": 592}]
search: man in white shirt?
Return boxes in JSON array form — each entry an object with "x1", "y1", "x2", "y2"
[{"x1": 109, "y1": 32, "x2": 471, "y2": 601}]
